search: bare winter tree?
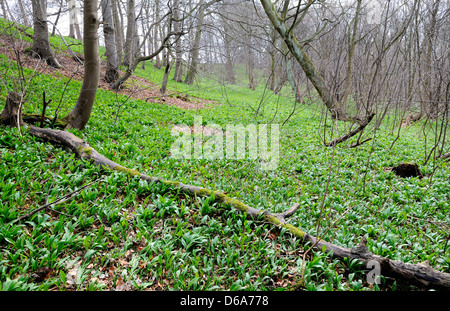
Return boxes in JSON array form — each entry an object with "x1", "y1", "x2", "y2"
[
  {"x1": 260, "y1": 0, "x2": 364, "y2": 122},
  {"x1": 257, "y1": 0, "x2": 429, "y2": 145},
  {"x1": 110, "y1": 12, "x2": 174, "y2": 89}
]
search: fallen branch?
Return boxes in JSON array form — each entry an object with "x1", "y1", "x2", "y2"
[
  {"x1": 325, "y1": 113, "x2": 375, "y2": 147},
  {"x1": 348, "y1": 138, "x2": 372, "y2": 149},
  {"x1": 13, "y1": 180, "x2": 97, "y2": 223},
  {"x1": 27, "y1": 126, "x2": 450, "y2": 290}
]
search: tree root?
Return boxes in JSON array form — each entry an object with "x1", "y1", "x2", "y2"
[{"x1": 27, "y1": 125, "x2": 450, "y2": 290}]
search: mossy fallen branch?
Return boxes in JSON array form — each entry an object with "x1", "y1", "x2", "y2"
[{"x1": 26, "y1": 125, "x2": 450, "y2": 290}]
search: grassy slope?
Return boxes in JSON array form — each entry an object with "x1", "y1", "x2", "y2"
[{"x1": 0, "y1": 19, "x2": 449, "y2": 291}]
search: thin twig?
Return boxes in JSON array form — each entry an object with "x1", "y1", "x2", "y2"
[{"x1": 12, "y1": 180, "x2": 98, "y2": 223}]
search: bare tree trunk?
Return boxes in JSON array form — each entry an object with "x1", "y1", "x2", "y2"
[
  {"x1": 285, "y1": 53, "x2": 301, "y2": 102},
  {"x1": 64, "y1": 0, "x2": 100, "y2": 130},
  {"x1": 111, "y1": 0, "x2": 123, "y2": 64},
  {"x1": 31, "y1": 0, "x2": 61, "y2": 68},
  {"x1": 221, "y1": 16, "x2": 235, "y2": 84},
  {"x1": 268, "y1": 52, "x2": 275, "y2": 91},
  {"x1": 160, "y1": 58, "x2": 172, "y2": 95},
  {"x1": 51, "y1": 0, "x2": 64, "y2": 36},
  {"x1": 172, "y1": 0, "x2": 183, "y2": 82},
  {"x1": 3, "y1": 0, "x2": 13, "y2": 20},
  {"x1": 123, "y1": 0, "x2": 137, "y2": 67},
  {"x1": 185, "y1": 0, "x2": 205, "y2": 85},
  {"x1": 247, "y1": 44, "x2": 256, "y2": 90},
  {"x1": 17, "y1": 0, "x2": 29, "y2": 27},
  {"x1": 101, "y1": 0, "x2": 119, "y2": 83},
  {"x1": 153, "y1": 0, "x2": 161, "y2": 69},
  {"x1": 267, "y1": 28, "x2": 278, "y2": 91},
  {"x1": 68, "y1": 0, "x2": 82, "y2": 40},
  {"x1": 420, "y1": 0, "x2": 441, "y2": 119},
  {"x1": 1, "y1": 0, "x2": 7, "y2": 19},
  {"x1": 341, "y1": 0, "x2": 362, "y2": 108}
]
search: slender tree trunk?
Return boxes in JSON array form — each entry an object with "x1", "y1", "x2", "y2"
[
  {"x1": 421, "y1": 0, "x2": 440, "y2": 119},
  {"x1": 123, "y1": 0, "x2": 137, "y2": 67},
  {"x1": 161, "y1": 58, "x2": 172, "y2": 95},
  {"x1": 153, "y1": 0, "x2": 161, "y2": 69},
  {"x1": 268, "y1": 28, "x2": 277, "y2": 91},
  {"x1": 51, "y1": 0, "x2": 64, "y2": 36},
  {"x1": 68, "y1": 0, "x2": 82, "y2": 40},
  {"x1": 1, "y1": 0, "x2": 7, "y2": 19},
  {"x1": 31, "y1": 0, "x2": 61, "y2": 68},
  {"x1": 245, "y1": 1, "x2": 257, "y2": 91},
  {"x1": 222, "y1": 20, "x2": 235, "y2": 84},
  {"x1": 185, "y1": 0, "x2": 205, "y2": 85},
  {"x1": 17, "y1": 0, "x2": 29, "y2": 27},
  {"x1": 3, "y1": 0, "x2": 13, "y2": 20},
  {"x1": 64, "y1": 0, "x2": 100, "y2": 130},
  {"x1": 141, "y1": 20, "x2": 146, "y2": 70},
  {"x1": 285, "y1": 53, "x2": 301, "y2": 102},
  {"x1": 101, "y1": 0, "x2": 119, "y2": 83},
  {"x1": 111, "y1": 0, "x2": 123, "y2": 64},
  {"x1": 341, "y1": 0, "x2": 362, "y2": 108},
  {"x1": 172, "y1": 0, "x2": 183, "y2": 82},
  {"x1": 247, "y1": 44, "x2": 256, "y2": 90}
]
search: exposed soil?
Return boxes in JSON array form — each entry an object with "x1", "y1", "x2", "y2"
[
  {"x1": 385, "y1": 163, "x2": 424, "y2": 179},
  {"x1": 0, "y1": 33, "x2": 217, "y2": 110}
]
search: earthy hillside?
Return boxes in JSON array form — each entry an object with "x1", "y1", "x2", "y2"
[{"x1": 0, "y1": 32, "x2": 216, "y2": 110}]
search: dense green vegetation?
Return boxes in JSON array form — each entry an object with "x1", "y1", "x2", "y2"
[{"x1": 0, "y1": 20, "x2": 449, "y2": 291}]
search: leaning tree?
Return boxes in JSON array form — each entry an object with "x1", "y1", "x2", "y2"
[{"x1": 259, "y1": 0, "x2": 376, "y2": 145}]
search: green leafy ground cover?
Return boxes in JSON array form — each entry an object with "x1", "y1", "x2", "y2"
[{"x1": 0, "y1": 21, "x2": 449, "y2": 291}]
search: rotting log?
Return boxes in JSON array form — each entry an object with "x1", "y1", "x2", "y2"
[{"x1": 27, "y1": 125, "x2": 450, "y2": 290}]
